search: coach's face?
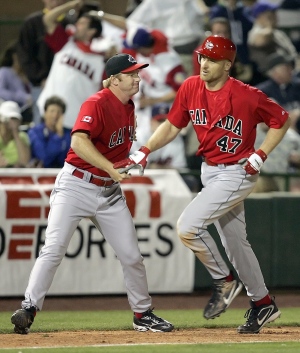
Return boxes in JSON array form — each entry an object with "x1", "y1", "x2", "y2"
[
  {"x1": 116, "y1": 71, "x2": 141, "y2": 97},
  {"x1": 199, "y1": 55, "x2": 231, "y2": 88}
]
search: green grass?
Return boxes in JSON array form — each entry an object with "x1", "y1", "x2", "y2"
[
  {"x1": 1, "y1": 309, "x2": 299, "y2": 352},
  {"x1": 1, "y1": 308, "x2": 299, "y2": 334},
  {"x1": 1, "y1": 343, "x2": 300, "y2": 353}
]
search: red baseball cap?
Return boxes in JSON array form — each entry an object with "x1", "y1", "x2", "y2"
[{"x1": 105, "y1": 53, "x2": 149, "y2": 76}]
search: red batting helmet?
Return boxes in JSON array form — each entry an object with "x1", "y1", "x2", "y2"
[{"x1": 196, "y1": 35, "x2": 236, "y2": 63}]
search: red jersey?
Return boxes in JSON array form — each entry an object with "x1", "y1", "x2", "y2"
[
  {"x1": 66, "y1": 89, "x2": 135, "y2": 177},
  {"x1": 168, "y1": 76, "x2": 289, "y2": 164}
]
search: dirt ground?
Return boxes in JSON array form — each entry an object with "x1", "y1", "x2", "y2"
[{"x1": 1, "y1": 291, "x2": 300, "y2": 348}]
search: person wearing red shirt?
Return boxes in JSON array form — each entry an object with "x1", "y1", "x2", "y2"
[
  {"x1": 11, "y1": 53, "x2": 174, "y2": 335},
  {"x1": 114, "y1": 36, "x2": 290, "y2": 334}
]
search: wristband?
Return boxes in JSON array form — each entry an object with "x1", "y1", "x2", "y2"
[
  {"x1": 139, "y1": 146, "x2": 151, "y2": 155},
  {"x1": 256, "y1": 149, "x2": 267, "y2": 162}
]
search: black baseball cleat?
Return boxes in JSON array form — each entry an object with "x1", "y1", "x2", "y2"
[
  {"x1": 237, "y1": 298, "x2": 281, "y2": 334},
  {"x1": 133, "y1": 308, "x2": 174, "y2": 332},
  {"x1": 204, "y1": 279, "x2": 243, "y2": 319},
  {"x1": 11, "y1": 307, "x2": 37, "y2": 334}
]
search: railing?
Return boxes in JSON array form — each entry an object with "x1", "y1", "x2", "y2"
[
  {"x1": 259, "y1": 171, "x2": 300, "y2": 192},
  {"x1": 179, "y1": 170, "x2": 300, "y2": 192}
]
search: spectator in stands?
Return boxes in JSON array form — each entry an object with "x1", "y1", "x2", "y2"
[
  {"x1": 0, "y1": 41, "x2": 33, "y2": 124},
  {"x1": 28, "y1": 96, "x2": 70, "y2": 168},
  {"x1": 0, "y1": 101, "x2": 30, "y2": 167},
  {"x1": 102, "y1": 0, "x2": 209, "y2": 76},
  {"x1": 240, "y1": 0, "x2": 259, "y2": 21},
  {"x1": 209, "y1": 0, "x2": 271, "y2": 85},
  {"x1": 209, "y1": 0, "x2": 253, "y2": 66},
  {"x1": 256, "y1": 53, "x2": 300, "y2": 133},
  {"x1": 253, "y1": 122, "x2": 300, "y2": 192},
  {"x1": 247, "y1": 1, "x2": 298, "y2": 75},
  {"x1": 17, "y1": 0, "x2": 71, "y2": 124},
  {"x1": 148, "y1": 104, "x2": 187, "y2": 169},
  {"x1": 280, "y1": 0, "x2": 300, "y2": 52},
  {"x1": 80, "y1": 2, "x2": 126, "y2": 54},
  {"x1": 37, "y1": 0, "x2": 116, "y2": 131},
  {"x1": 253, "y1": 52, "x2": 300, "y2": 192},
  {"x1": 193, "y1": 17, "x2": 253, "y2": 81},
  {"x1": 122, "y1": 27, "x2": 186, "y2": 151}
]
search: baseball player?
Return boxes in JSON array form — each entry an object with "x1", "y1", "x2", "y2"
[
  {"x1": 11, "y1": 53, "x2": 174, "y2": 334},
  {"x1": 114, "y1": 36, "x2": 290, "y2": 334}
]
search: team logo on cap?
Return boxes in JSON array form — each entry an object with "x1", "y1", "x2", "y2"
[
  {"x1": 205, "y1": 41, "x2": 214, "y2": 50},
  {"x1": 128, "y1": 55, "x2": 137, "y2": 64}
]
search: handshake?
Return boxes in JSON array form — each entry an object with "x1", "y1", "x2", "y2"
[{"x1": 113, "y1": 146, "x2": 151, "y2": 176}]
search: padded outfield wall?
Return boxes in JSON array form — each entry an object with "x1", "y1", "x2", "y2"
[{"x1": 194, "y1": 193, "x2": 300, "y2": 289}]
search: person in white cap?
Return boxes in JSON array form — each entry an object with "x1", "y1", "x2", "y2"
[{"x1": 0, "y1": 101, "x2": 30, "y2": 167}]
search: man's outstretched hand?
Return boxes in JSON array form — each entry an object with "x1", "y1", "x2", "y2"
[{"x1": 113, "y1": 146, "x2": 150, "y2": 176}]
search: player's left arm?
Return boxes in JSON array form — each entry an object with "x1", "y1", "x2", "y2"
[
  {"x1": 241, "y1": 117, "x2": 291, "y2": 175},
  {"x1": 259, "y1": 117, "x2": 291, "y2": 155}
]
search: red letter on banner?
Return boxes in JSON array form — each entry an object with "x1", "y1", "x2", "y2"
[
  {"x1": 8, "y1": 239, "x2": 33, "y2": 259},
  {"x1": 6, "y1": 191, "x2": 41, "y2": 219}
]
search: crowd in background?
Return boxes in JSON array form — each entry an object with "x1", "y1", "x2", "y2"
[{"x1": 0, "y1": 0, "x2": 300, "y2": 192}]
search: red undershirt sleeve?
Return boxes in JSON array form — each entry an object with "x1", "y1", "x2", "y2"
[{"x1": 45, "y1": 25, "x2": 69, "y2": 53}]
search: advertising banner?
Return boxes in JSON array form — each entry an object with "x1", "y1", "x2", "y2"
[{"x1": 0, "y1": 169, "x2": 194, "y2": 295}]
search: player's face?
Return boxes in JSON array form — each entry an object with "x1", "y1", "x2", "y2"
[
  {"x1": 199, "y1": 55, "x2": 231, "y2": 88},
  {"x1": 117, "y1": 71, "x2": 141, "y2": 96}
]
